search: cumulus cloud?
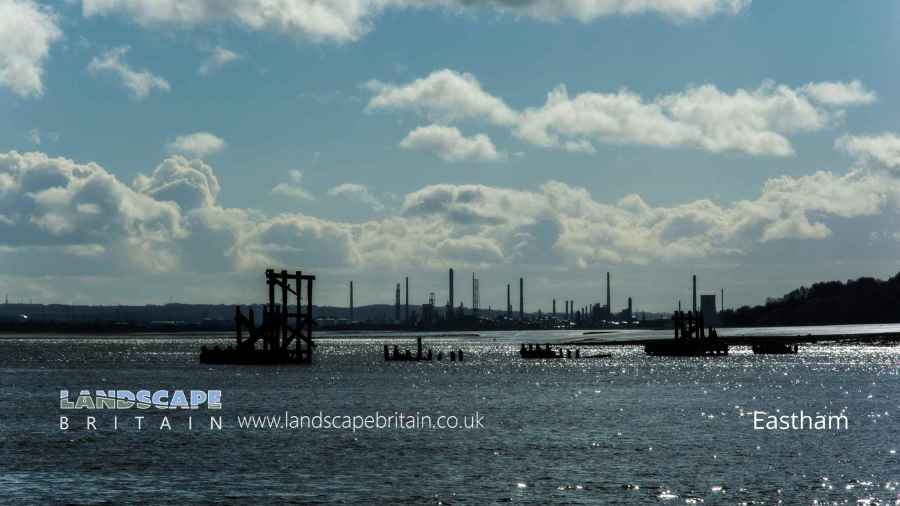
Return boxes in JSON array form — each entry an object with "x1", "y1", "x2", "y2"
[
  {"x1": 198, "y1": 46, "x2": 242, "y2": 76},
  {"x1": 366, "y1": 70, "x2": 517, "y2": 125},
  {"x1": 327, "y1": 183, "x2": 384, "y2": 210},
  {"x1": 2, "y1": 149, "x2": 898, "y2": 288},
  {"x1": 0, "y1": 150, "x2": 183, "y2": 272},
  {"x1": 81, "y1": 0, "x2": 749, "y2": 44},
  {"x1": 400, "y1": 169, "x2": 900, "y2": 265},
  {"x1": 399, "y1": 125, "x2": 503, "y2": 162},
  {"x1": 0, "y1": 0, "x2": 62, "y2": 97},
  {"x1": 272, "y1": 170, "x2": 314, "y2": 200},
  {"x1": 133, "y1": 156, "x2": 220, "y2": 210},
  {"x1": 801, "y1": 80, "x2": 877, "y2": 106},
  {"x1": 87, "y1": 46, "x2": 170, "y2": 100},
  {"x1": 165, "y1": 132, "x2": 226, "y2": 158},
  {"x1": 369, "y1": 70, "x2": 873, "y2": 157},
  {"x1": 835, "y1": 133, "x2": 900, "y2": 170}
]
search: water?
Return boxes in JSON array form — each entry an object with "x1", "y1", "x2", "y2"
[{"x1": 1, "y1": 330, "x2": 898, "y2": 504}]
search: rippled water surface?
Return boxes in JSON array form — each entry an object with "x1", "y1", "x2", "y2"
[{"x1": 1, "y1": 331, "x2": 898, "y2": 504}]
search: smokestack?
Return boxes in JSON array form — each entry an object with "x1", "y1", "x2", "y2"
[
  {"x1": 606, "y1": 271, "x2": 611, "y2": 313},
  {"x1": 472, "y1": 272, "x2": 476, "y2": 315},
  {"x1": 519, "y1": 277, "x2": 524, "y2": 320},
  {"x1": 395, "y1": 283, "x2": 401, "y2": 321},
  {"x1": 350, "y1": 281, "x2": 354, "y2": 322},
  {"x1": 692, "y1": 274, "x2": 697, "y2": 312},
  {"x1": 405, "y1": 276, "x2": 409, "y2": 322},
  {"x1": 449, "y1": 268, "x2": 455, "y2": 312},
  {"x1": 507, "y1": 283, "x2": 511, "y2": 316},
  {"x1": 552, "y1": 299, "x2": 556, "y2": 316},
  {"x1": 721, "y1": 288, "x2": 724, "y2": 312},
  {"x1": 628, "y1": 296, "x2": 632, "y2": 320}
]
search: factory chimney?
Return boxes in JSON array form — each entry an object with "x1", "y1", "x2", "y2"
[
  {"x1": 472, "y1": 272, "x2": 477, "y2": 315},
  {"x1": 692, "y1": 274, "x2": 697, "y2": 313},
  {"x1": 606, "y1": 272, "x2": 611, "y2": 314},
  {"x1": 405, "y1": 276, "x2": 409, "y2": 322},
  {"x1": 395, "y1": 283, "x2": 401, "y2": 321},
  {"x1": 507, "y1": 283, "x2": 511, "y2": 317},
  {"x1": 449, "y1": 268, "x2": 455, "y2": 316},
  {"x1": 519, "y1": 277, "x2": 524, "y2": 320},
  {"x1": 350, "y1": 281, "x2": 354, "y2": 322}
]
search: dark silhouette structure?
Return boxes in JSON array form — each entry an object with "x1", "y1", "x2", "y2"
[
  {"x1": 200, "y1": 269, "x2": 315, "y2": 364},
  {"x1": 519, "y1": 277, "x2": 524, "y2": 321},
  {"x1": 383, "y1": 337, "x2": 463, "y2": 363},
  {"x1": 519, "y1": 343, "x2": 609, "y2": 359},
  {"x1": 448, "y1": 268, "x2": 455, "y2": 319},
  {"x1": 752, "y1": 342, "x2": 798, "y2": 354},
  {"x1": 644, "y1": 309, "x2": 727, "y2": 356}
]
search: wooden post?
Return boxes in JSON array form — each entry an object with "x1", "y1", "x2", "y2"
[
  {"x1": 235, "y1": 305, "x2": 243, "y2": 346},
  {"x1": 281, "y1": 270, "x2": 288, "y2": 351},
  {"x1": 262, "y1": 306, "x2": 269, "y2": 352},
  {"x1": 306, "y1": 276, "x2": 314, "y2": 364}
]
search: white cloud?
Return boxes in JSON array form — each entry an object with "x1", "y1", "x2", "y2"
[
  {"x1": 133, "y1": 156, "x2": 221, "y2": 210},
  {"x1": 0, "y1": 150, "x2": 183, "y2": 272},
  {"x1": 366, "y1": 70, "x2": 517, "y2": 125},
  {"x1": 467, "y1": 0, "x2": 751, "y2": 21},
  {"x1": 369, "y1": 70, "x2": 872, "y2": 157},
  {"x1": 272, "y1": 170, "x2": 314, "y2": 200},
  {"x1": 327, "y1": 183, "x2": 384, "y2": 210},
  {"x1": 87, "y1": 46, "x2": 170, "y2": 100},
  {"x1": 399, "y1": 125, "x2": 503, "y2": 162},
  {"x1": 400, "y1": 169, "x2": 899, "y2": 265},
  {"x1": 165, "y1": 132, "x2": 226, "y2": 158},
  {"x1": 0, "y1": 0, "x2": 62, "y2": 97},
  {"x1": 801, "y1": 80, "x2": 876, "y2": 106},
  {"x1": 3, "y1": 149, "x2": 899, "y2": 292},
  {"x1": 835, "y1": 133, "x2": 900, "y2": 171},
  {"x1": 198, "y1": 46, "x2": 242, "y2": 76},
  {"x1": 81, "y1": 1, "x2": 749, "y2": 44}
]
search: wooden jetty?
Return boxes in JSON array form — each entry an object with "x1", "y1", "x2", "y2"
[
  {"x1": 200, "y1": 269, "x2": 315, "y2": 364},
  {"x1": 383, "y1": 337, "x2": 464, "y2": 362},
  {"x1": 643, "y1": 310, "x2": 728, "y2": 356},
  {"x1": 752, "y1": 342, "x2": 798, "y2": 354},
  {"x1": 519, "y1": 344, "x2": 610, "y2": 360}
]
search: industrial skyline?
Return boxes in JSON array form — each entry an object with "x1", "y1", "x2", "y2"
[{"x1": 340, "y1": 268, "x2": 722, "y2": 323}]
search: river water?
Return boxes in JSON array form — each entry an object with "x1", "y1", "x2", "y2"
[{"x1": 1, "y1": 327, "x2": 898, "y2": 504}]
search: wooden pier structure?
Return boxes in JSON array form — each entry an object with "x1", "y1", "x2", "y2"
[
  {"x1": 383, "y1": 337, "x2": 464, "y2": 362},
  {"x1": 644, "y1": 310, "x2": 728, "y2": 356},
  {"x1": 519, "y1": 344, "x2": 610, "y2": 359},
  {"x1": 200, "y1": 269, "x2": 316, "y2": 364}
]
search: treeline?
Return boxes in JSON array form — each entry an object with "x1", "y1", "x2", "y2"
[{"x1": 721, "y1": 273, "x2": 900, "y2": 326}]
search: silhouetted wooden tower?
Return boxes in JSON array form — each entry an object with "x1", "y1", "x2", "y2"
[{"x1": 206, "y1": 269, "x2": 315, "y2": 364}]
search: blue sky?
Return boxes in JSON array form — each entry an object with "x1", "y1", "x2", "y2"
[{"x1": 2, "y1": 0, "x2": 900, "y2": 311}]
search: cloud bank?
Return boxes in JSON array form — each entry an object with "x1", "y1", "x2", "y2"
[
  {"x1": 368, "y1": 70, "x2": 875, "y2": 158},
  {"x1": 81, "y1": 0, "x2": 751, "y2": 44},
  {"x1": 2, "y1": 149, "x2": 897, "y2": 282}
]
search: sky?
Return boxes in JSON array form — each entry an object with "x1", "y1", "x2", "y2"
[{"x1": 2, "y1": 0, "x2": 900, "y2": 312}]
